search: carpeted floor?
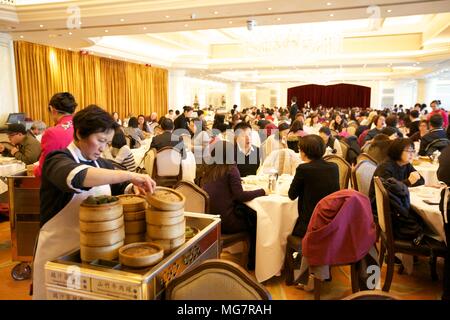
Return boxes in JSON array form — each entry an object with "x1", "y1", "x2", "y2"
[{"x1": 0, "y1": 220, "x2": 444, "y2": 300}]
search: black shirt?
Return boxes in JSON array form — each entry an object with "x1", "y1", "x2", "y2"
[
  {"x1": 288, "y1": 159, "x2": 340, "y2": 237},
  {"x1": 368, "y1": 158, "x2": 424, "y2": 203},
  {"x1": 234, "y1": 145, "x2": 261, "y2": 177},
  {"x1": 418, "y1": 128, "x2": 448, "y2": 156},
  {"x1": 40, "y1": 148, "x2": 130, "y2": 227}
]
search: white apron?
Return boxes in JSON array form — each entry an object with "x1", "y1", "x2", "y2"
[{"x1": 32, "y1": 144, "x2": 111, "y2": 300}]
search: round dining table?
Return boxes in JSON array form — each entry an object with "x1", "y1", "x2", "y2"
[
  {"x1": 413, "y1": 160, "x2": 440, "y2": 187},
  {"x1": 242, "y1": 174, "x2": 298, "y2": 283}
]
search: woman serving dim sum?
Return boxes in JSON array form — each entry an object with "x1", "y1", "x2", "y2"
[{"x1": 32, "y1": 105, "x2": 156, "y2": 299}]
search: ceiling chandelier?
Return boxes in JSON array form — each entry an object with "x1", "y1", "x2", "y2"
[{"x1": 243, "y1": 23, "x2": 343, "y2": 61}]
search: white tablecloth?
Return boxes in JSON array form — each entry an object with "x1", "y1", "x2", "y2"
[
  {"x1": 242, "y1": 176, "x2": 298, "y2": 282},
  {"x1": 409, "y1": 186, "x2": 445, "y2": 243},
  {"x1": 414, "y1": 162, "x2": 439, "y2": 187},
  {"x1": 0, "y1": 161, "x2": 26, "y2": 194},
  {"x1": 181, "y1": 151, "x2": 196, "y2": 183},
  {"x1": 130, "y1": 138, "x2": 152, "y2": 168}
]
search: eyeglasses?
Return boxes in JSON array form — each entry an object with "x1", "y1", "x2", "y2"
[{"x1": 403, "y1": 149, "x2": 415, "y2": 154}]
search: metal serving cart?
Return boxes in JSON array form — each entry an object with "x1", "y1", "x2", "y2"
[
  {"x1": 45, "y1": 212, "x2": 221, "y2": 300},
  {"x1": 6, "y1": 173, "x2": 41, "y2": 280}
]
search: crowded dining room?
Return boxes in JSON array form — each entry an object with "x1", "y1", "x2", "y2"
[{"x1": 0, "y1": 0, "x2": 450, "y2": 304}]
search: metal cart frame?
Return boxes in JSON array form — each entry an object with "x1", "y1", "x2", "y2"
[{"x1": 7, "y1": 172, "x2": 41, "y2": 280}]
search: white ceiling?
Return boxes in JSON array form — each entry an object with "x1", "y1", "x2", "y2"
[{"x1": 1, "y1": 0, "x2": 450, "y2": 84}]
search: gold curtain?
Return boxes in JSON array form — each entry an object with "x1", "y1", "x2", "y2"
[{"x1": 14, "y1": 41, "x2": 168, "y2": 125}]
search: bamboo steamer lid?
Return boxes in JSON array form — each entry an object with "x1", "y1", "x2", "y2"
[
  {"x1": 79, "y1": 199, "x2": 123, "y2": 222},
  {"x1": 79, "y1": 216, "x2": 124, "y2": 233},
  {"x1": 117, "y1": 195, "x2": 147, "y2": 212},
  {"x1": 124, "y1": 220, "x2": 146, "y2": 234},
  {"x1": 146, "y1": 234, "x2": 185, "y2": 254},
  {"x1": 146, "y1": 207, "x2": 184, "y2": 226},
  {"x1": 80, "y1": 240, "x2": 124, "y2": 262},
  {"x1": 123, "y1": 210, "x2": 146, "y2": 221},
  {"x1": 80, "y1": 227, "x2": 125, "y2": 247},
  {"x1": 119, "y1": 242, "x2": 164, "y2": 268},
  {"x1": 146, "y1": 219, "x2": 185, "y2": 240},
  {"x1": 124, "y1": 233, "x2": 146, "y2": 245},
  {"x1": 146, "y1": 187, "x2": 185, "y2": 211}
]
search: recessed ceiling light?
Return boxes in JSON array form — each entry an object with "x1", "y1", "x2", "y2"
[
  {"x1": 68, "y1": 47, "x2": 71, "y2": 50},
  {"x1": 277, "y1": 17, "x2": 281, "y2": 21},
  {"x1": 105, "y1": 29, "x2": 109, "y2": 32},
  {"x1": 228, "y1": 21, "x2": 233, "y2": 24},
  {"x1": 214, "y1": 11, "x2": 219, "y2": 15},
  {"x1": 39, "y1": 24, "x2": 44, "y2": 28},
  {"x1": 108, "y1": 56, "x2": 112, "y2": 58},
  {"x1": 387, "y1": 9, "x2": 392, "y2": 13},
  {"x1": 165, "y1": 15, "x2": 170, "y2": 18},
  {"x1": 327, "y1": 2, "x2": 332, "y2": 5},
  {"x1": 120, "y1": 18, "x2": 124, "y2": 22},
  {"x1": 143, "y1": 27, "x2": 147, "y2": 30},
  {"x1": 329, "y1": 13, "x2": 334, "y2": 17},
  {"x1": 268, "y1": 7, "x2": 272, "y2": 11},
  {"x1": 20, "y1": 35, "x2": 24, "y2": 38},
  {"x1": 68, "y1": 32, "x2": 72, "y2": 35},
  {"x1": 79, "y1": 21, "x2": 82, "y2": 25},
  {"x1": 184, "y1": 24, "x2": 188, "y2": 27}
]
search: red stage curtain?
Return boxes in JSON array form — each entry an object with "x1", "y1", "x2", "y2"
[{"x1": 287, "y1": 83, "x2": 371, "y2": 109}]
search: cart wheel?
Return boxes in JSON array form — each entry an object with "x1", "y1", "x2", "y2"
[{"x1": 11, "y1": 263, "x2": 32, "y2": 281}]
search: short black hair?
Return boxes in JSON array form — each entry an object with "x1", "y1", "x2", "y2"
[
  {"x1": 112, "y1": 128, "x2": 127, "y2": 149},
  {"x1": 49, "y1": 92, "x2": 77, "y2": 114},
  {"x1": 233, "y1": 121, "x2": 252, "y2": 133},
  {"x1": 291, "y1": 96, "x2": 297, "y2": 103},
  {"x1": 175, "y1": 110, "x2": 180, "y2": 115},
  {"x1": 298, "y1": 135, "x2": 325, "y2": 160},
  {"x1": 319, "y1": 126, "x2": 331, "y2": 136},
  {"x1": 197, "y1": 110, "x2": 204, "y2": 116},
  {"x1": 128, "y1": 117, "x2": 138, "y2": 128},
  {"x1": 387, "y1": 138, "x2": 413, "y2": 161},
  {"x1": 385, "y1": 115, "x2": 398, "y2": 127},
  {"x1": 290, "y1": 120, "x2": 304, "y2": 132},
  {"x1": 278, "y1": 122, "x2": 290, "y2": 132},
  {"x1": 429, "y1": 114, "x2": 443, "y2": 128},
  {"x1": 183, "y1": 106, "x2": 193, "y2": 112},
  {"x1": 161, "y1": 118, "x2": 174, "y2": 131},
  {"x1": 410, "y1": 110, "x2": 419, "y2": 118},
  {"x1": 73, "y1": 105, "x2": 118, "y2": 141},
  {"x1": 168, "y1": 109, "x2": 173, "y2": 113}
]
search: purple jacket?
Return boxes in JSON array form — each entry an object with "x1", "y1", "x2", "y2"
[{"x1": 202, "y1": 164, "x2": 265, "y2": 232}]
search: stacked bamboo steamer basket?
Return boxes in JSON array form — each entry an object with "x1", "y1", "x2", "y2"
[
  {"x1": 118, "y1": 195, "x2": 147, "y2": 244},
  {"x1": 79, "y1": 196, "x2": 125, "y2": 262},
  {"x1": 146, "y1": 187, "x2": 186, "y2": 254}
]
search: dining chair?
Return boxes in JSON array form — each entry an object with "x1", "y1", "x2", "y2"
[
  {"x1": 152, "y1": 146, "x2": 183, "y2": 187},
  {"x1": 173, "y1": 180, "x2": 250, "y2": 268},
  {"x1": 165, "y1": 259, "x2": 271, "y2": 300},
  {"x1": 323, "y1": 154, "x2": 352, "y2": 189},
  {"x1": 352, "y1": 160, "x2": 377, "y2": 196},
  {"x1": 357, "y1": 152, "x2": 378, "y2": 165},
  {"x1": 373, "y1": 176, "x2": 447, "y2": 291}
]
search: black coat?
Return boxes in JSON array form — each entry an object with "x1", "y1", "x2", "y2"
[
  {"x1": 377, "y1": 177, "x2": 424, "y2": 240},
  {"x1": 288, "y1": 159, "x2": 340, "y2": 237},
  {"x1": 419, "y1": 129, "x2": 448, "y2": 156},
  {"x1": 289, "y1": 103, "x2": 298, "y2": 121},
  {"x1": 408, "y1": 120, "x2": 420, "y2": 137},
  {"x1": 150, "y1": 131, "x2": 186, "y2": 159},
  {"x1": 345, "y1": 135, "x2": 361, "y2": 165}
]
